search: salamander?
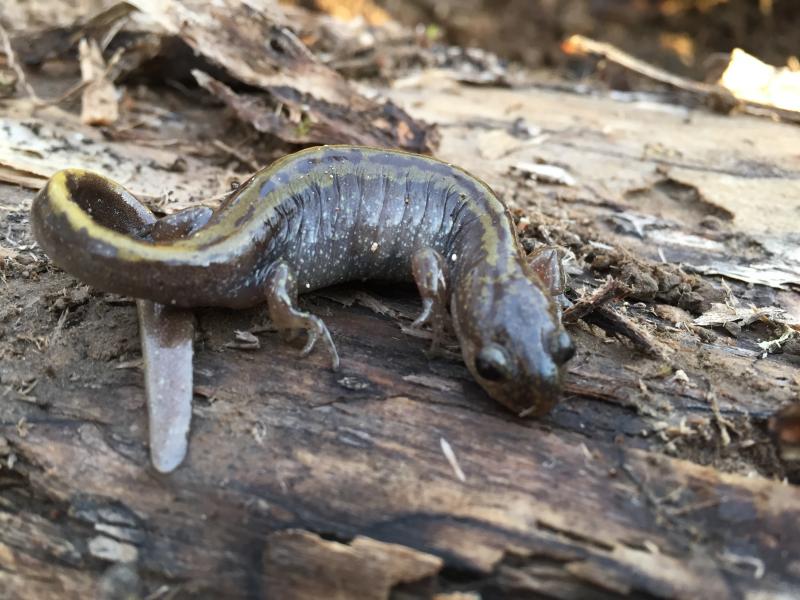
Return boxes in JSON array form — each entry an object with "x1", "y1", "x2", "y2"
[{"x1": 31, "y1": 145, "x2": 575, "y2": 416}]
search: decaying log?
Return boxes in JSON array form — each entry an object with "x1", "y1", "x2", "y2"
[
  {"x1": 1, "y1": 34, "x2": 799, "y2": 600},
  {"x1": 130, "y1": 0, "x2": 438, "y2": 152}
]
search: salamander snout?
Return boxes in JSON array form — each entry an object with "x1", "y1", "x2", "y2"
[
  {"x1": 458, "y1": 309, "x2": 575, "y2": 417},
  {"x1": 451, "y1": 269, "x2": 575, "y2": 417}
]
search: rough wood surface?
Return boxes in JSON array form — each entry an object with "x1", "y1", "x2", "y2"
[
  {"x1": 1, "y1": 74, "x2": 799, "y2": 599},
  {"x1": 130, "y1": 0, "x2": 438, "y2": 152}
]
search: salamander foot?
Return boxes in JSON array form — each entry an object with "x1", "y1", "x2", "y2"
[
  {"x1": 265, "y1": 261, "x2": 340, "y2": 370},
  {"x1": 527, "y1": 246, "x2": 571, "y2": 315}
]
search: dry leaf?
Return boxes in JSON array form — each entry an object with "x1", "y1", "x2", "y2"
[
  {"x1": 693, "y1": 303, "x2": 787, "y2": 328},
  {"x1": 0, "y1": 116, "x2": 233, "y2": 210},
  {"x1": 0, "y1": 245, "x2": 19, "y2": 260}
]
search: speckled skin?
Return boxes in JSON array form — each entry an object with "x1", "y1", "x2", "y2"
[{"x1": 31, "y1": 145, "x2": 574, "y2": 415}]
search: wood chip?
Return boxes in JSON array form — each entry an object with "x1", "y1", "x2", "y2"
[
  {"x1": 513, "y1": 161, "x2": 576, "y2": 186},
  {"x1": 88, "y1": 536, "x2": 139, "y2": 563},
  {"x1": 440, "y1": 437, "x2": 466, "y2": 482},
  {"x1": 79, "y1": 38, "x2": 119, "y2": 126},
  {"x1": 693, "y1": 303, "x2": 789, "y2": 328}
]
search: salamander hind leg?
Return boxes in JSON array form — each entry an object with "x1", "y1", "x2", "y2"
[
  {"x1": 265, "y1": 261, "x2": 340, "y2": 370},
  {"x1": 410, "y1": 247, "x2": 449, "y2": 352},
  {"x1": 138, "y1": 206, "x2": 213, "y2": 241}
]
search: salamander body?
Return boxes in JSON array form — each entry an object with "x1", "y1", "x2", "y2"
[{"x1": 31, "y1": 146, "x2": 574, "y2": 415}]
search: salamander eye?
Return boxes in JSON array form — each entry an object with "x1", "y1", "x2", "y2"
[
  {"x1": 474, "y1": 344, "x2": 513, "y2": 381},
  {"x1": 551, "y1": 331, "x2": 575, "y2": 365}
]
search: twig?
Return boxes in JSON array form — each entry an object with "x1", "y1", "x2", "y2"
[
  {"x1": 79, "y1": 37, "x2": 120, "y2": 125},
  {"x1": 45, "y1": 80, "x2": 91, "y2": 107},
  {"x1": 562, "y1": 276, "x2": 665, "y2": 360},
  {"x1": 563, "y1": 35, "x2": 725, "y2": 98},
  {"x1": 65, "y1": 45, "x2": 124, "y2": 105},
  {"x1": 0, "y1": 22, "x2": 43, "y2": 104},
  {"x1": 562, "y1": 34, "x2": 800, "y2": 125},
  {"x1": 1, "y1": 30, "x2": 124, "y2": 109},
  {"x1": 440, "y1": 437, "x2": 466, "y2": 482},
  {"x1": 592, "y1": 305, "x2": 668, "y2": 362},
  {"x1": 99, "y1": 16, "x2": 129, "y2": 51},
  {"x1": 211, "y1": 140, "x2": 260, "y2": 171},
  {"x1": 563, "y1": 277, "x2": 631, "y2": 324},
  {"x1": 706, "y1": 390, "x2": 734, "y2": 446}
]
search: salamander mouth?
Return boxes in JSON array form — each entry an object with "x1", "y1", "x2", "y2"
[
  {"x1": 517, "y1": 395, "x2": 559, "y2": 417},
  {"x1": 480, "y1": 381, "x2": 560, "y2": 417},
  {"x1": 482, "y1": 374, "x2": 562, "y2": 417}
]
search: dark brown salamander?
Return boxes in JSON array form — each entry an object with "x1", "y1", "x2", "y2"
[{"x1": 31, "y1": 145, "x2": 574, "y2": 415}]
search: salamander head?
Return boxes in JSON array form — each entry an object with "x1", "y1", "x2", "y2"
[{"x1": 453, "y1": 274, "x2": 575, "y2": 416}]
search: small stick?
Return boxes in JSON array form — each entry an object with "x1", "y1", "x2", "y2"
[
  {"x1": 563, "y1": 34, "x2": 800, "y2": 124},
  {"x1": 45, "y1": 80, "x2": 91, "y2": 107},
  {"x1": 563, "y1": 276, "x2": 665, "y2": 360},
  {"x1": 0, "y1": 22, "x2": 43, "y2": 104},
  {"x1": 563, "y1": 34, "x2": 725, "y2": 98},
  {"x1": 211, "y1": 140, "x2": 260, "y2": 172},
  {"x1": 706, "y1": 390, "x2": 734, "y2": 446},
  {"x1": 594, "y1": 305, "x2": 668, "y2": 361},
  {"x1": 563, "y1": 276, "x2": 631, "y2": 324}
]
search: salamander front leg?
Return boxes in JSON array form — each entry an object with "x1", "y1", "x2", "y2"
[
  {"x1": 411, "y1": 247, "x2": 448, "y2": 352},
  {"x1": 265, "y1": 261, "x2": 340, "y2": 370},
  {"x1": 528, "y1": 246, "x2": 571, "y2": 314}
]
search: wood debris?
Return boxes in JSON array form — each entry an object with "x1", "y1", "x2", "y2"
[
  {"x1": 562, "y1": 34, "x2": 732, "y2": 100},
  {"x1": 440, "y1": 437, "x2": 466, "y2": 482},
  {"x1": 512, "y1": 161, "x2": 576, "y2": 186},
  {"x1": 0, "y1": 22, "x2": 41, "y2": 103},
  {"x1": 0, "y1": 116, "x2": 234, "y2": 207},
  {"x1": 563, "y1": 277, "x2": 631, "y2": 324},
  {"x1": 78, "y1": 38, "x2": 119, "y2": 125},
  {"x1": 694, "y1": 303, "x2": 790, "y2": 328},
  {"x1": 130, "y1": 0, "x2": 437, "y2": 152},
  {"x1": 594, "y1": 304, "x2": 669, "y2": 361},
  {"x1": 563, "y1": 34, "x2": 800, "y2": 124},
  {"x1": 225, "y1": 329, "x2": 261, "y2": 350}
]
